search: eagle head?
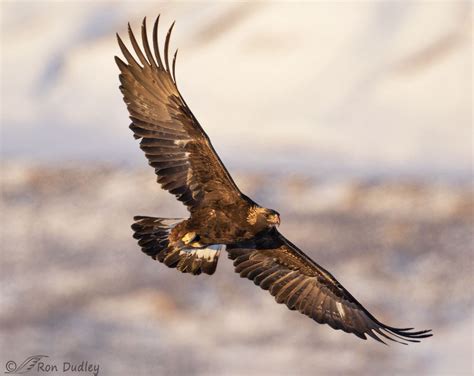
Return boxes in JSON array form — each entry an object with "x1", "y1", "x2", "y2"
[{"x1": 247, "y1": 207, "x2": 280, "y2": 229}]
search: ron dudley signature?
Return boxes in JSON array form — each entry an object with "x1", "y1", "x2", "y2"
[{"x1": 4, "y1": 355, "x2": 100, "y2": 376}]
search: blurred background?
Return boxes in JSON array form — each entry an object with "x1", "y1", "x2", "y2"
[{"x1": 1, "y1": 1, "x2": 472, "y2": 375}]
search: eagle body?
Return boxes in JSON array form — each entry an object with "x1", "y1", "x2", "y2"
[
  {"x1": 171, "y1": 199, "x2": 266, "y2": 246},
  {"x1": 117, "y1": 16, "x2": 432, "y2": 345}
]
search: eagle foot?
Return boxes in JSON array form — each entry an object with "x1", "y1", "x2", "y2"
[{"x1": 182, "y1": 231, "x2": 198, "y2": 245}]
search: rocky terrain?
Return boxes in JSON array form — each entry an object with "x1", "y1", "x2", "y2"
[{"x1": 1, "y1": 162, "x2": 472, "y2": 375}]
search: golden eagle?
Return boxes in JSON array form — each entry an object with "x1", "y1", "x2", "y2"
[{"x1": 116, "y1": 17, "x2": 432, "y2": 345}]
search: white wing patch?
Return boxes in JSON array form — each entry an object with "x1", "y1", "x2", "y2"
[
  {"x1": 174, "y1": 139, "x2": 191, "y2": 147},
  {"x1": 179, "y1": 244, "x2": 225, "y2": 261},
  {"x1": 336, "y1": 301, "x2": 346, "y2": 319}
]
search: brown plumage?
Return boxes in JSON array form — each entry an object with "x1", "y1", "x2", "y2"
[{"x1": 116, "y1": 16, "x2": 432, "y2": 344}]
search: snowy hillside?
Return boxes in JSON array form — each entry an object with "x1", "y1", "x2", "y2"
[{"x1": 1, "y1": 2, "x2": 472, "y2": 178}]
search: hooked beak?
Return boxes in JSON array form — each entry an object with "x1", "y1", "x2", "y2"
[{"x1": 270, "y1": 214, "x2": 281, "y2": 226}]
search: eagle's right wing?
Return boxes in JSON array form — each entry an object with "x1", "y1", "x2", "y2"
[
  {"x1": 116, "y1": 17, "x2": 242, "y2": 211},
  {"x1": 227, "y1": 229, "x2": 433, "y2": 344}
]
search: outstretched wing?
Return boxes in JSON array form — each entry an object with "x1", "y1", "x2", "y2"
[
  {"x1": 227, "y1": 229, "x2": 432, "y2": 344},
  {"x1": 116, "y1": 16, "x2": 242, "y2": 211}
]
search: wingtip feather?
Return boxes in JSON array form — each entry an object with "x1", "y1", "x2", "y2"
[
  {"x1": 164, "y1": 21, "x2": 176, "y2": 73},
  {"x1": 153, "y1": 14, "x2": 164, "y2": 69},
  {"x1": 172, "y1": 48, "x2": 178, "y2": 83}
]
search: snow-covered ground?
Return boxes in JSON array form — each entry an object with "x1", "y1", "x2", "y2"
[
  {"x1": 1, "y1": 1, "x2": 472, "y2": 178},
  {"x1": 1, "y1": 163, "x2": 473, "y2": 375}
]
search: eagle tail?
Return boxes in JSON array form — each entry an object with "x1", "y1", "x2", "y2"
[{"x1": 131, "y1": 216, "x2": 222, "y2": 275}]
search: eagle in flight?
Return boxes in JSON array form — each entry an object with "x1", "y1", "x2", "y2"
[{"x1": 116, "y1": 16, "x2": 432, "y2": 345}]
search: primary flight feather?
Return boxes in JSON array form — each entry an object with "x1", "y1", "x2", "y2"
[{"x1": 116, "y1": 16, "x2": 432, "y2": 345}]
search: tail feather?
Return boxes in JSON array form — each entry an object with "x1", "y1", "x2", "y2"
[
  {"x1": 131, "y1": 216, "x2": 222, "y2": 275},
  {"x1": 132, "y1": 216, "x2": 181, "y2": 259}
]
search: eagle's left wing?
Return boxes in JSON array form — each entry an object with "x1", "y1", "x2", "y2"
[
  {"x1": 227, "y1": 229, "x2": 432, "y2": 344},
  {"x1": 115, "y1": 17, "x2": 243, "y2": 212}
]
